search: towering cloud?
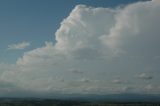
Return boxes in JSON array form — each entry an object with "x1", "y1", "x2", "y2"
[{"x1": 0, "y1": 0, "x2": 160, "y2": 96}]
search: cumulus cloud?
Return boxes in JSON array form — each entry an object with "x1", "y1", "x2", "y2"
[
  {"x1": 137, "y1": 73, "x2": 153, "y2": 80},
  {"x1": 8, "y1": 42, "x2": 30, "y2": 50},
  {"x1": 144, "y1": 84, "x2": 154, "y2": 91},
  {"x1": 79, "y1": 78, "x2": 90, "y2": 83},
  {"x1": 69, "y1": 68, "x2": 83, "y2": 74},
  {"x1": 143, "y1": 84, "x2": 160, "y2": 93},
  {"x1": 121, "y1": 86, "x2": 133, "y2": 92},
  {"x1": 0, "y1": 0, "x2": 160, "y2": 96},
  {"x1": 110, "y1": 86, "x2": 134, "y2": 93},
  {"x1": 101, "y1": 0, "x2": 160, "y2": 56},
  {"x1": 112, "y1": 79, "x2": 124, "y2": 84},
  {"x1": 55, "y1": 4, "x2": 117, "y2": 59}
]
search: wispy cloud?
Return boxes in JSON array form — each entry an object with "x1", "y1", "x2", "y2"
[{"x1": 8, "y1": 42, "x2": 30, "y2": 50}]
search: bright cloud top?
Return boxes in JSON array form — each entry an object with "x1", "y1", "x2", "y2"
[{"x1": 0, "y1": 0, "x2": 160, "y2": 97}]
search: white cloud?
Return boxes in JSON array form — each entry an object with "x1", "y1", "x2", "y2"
[
  {"x1": 79, "y1": 78, "x2": 90, "y2": 83},
  {"x1": 110, "y1": 86, "x2": 134, "y2": 93},
  {"x1": 8, "y1": 42, "x2": 30, "y2": 50},
  {"x1": 0, "y1": 0, "x2": 160, "y2": 96},
  {"x1": 55, "y1": 4, "x2": 117, "y2": 58},
  {"x1": 137, "y1": 73, "x2": 153, "y2": 80},
  {"x1": 112, "y1": 79, "x2": 124, "y2": 84},
  {"x1": 101, "y1": 0, "x2": 160, "y2": 56},
  {"x1": 121, "y1": 86, "x2": 133, "y2": 92},
  {"x1": 144, "y1": 84, "x2": 154, "y2": 91},
  {"x1": 143, "y1": 84, "x2": 160, "y2": 93}
]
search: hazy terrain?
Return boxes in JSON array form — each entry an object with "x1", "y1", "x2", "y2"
[
  {"x1": 0, "y1": 94, "x2": 160, "y2": 106},
  {"x1": 0, "y1": 99, "x2": 159, "y2": 106}
]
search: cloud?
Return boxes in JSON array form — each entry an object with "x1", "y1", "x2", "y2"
[
  {"x1": 69, "y1": 68, "x2": 83, "y2": 74},
  {"x1": 111, "y1": 86, "x2": 134, "y2": 93},
  {"x1": 144, "y1": 84, "x2": 154, "y2": 91},
  {"x1": 0, "y1": 0, "x2": 160, "y2": 96},
  {"x1": 8, "y1": 42, "x2": 30, "y2": 50},
  {"x1": 121, "y1": 86, "x2": 133, "y2": 92},
  {"x1": 112, "y1": 79, "x2": 124, "y2": 84},
  {"x1": 101, "y1": 0, "x2": 160, "y2": 56},
  {"x1": 54, "y1": 4, "x2": 117, "y2": 59},
  {"x1": 137, "y1": 73, "x2": 153, "y2": 80},
  {"x1": 143, "y1": 84, "x2": 160, "y2": 93},
  {"x1": 79, "y1": 78, "x2": 90, "y2": 83}
]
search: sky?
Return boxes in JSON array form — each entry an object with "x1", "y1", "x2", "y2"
[
  {"x1": 0, "y1": 0, "x2": 160, "y2": 97},
  {"x1": 0, "y1": 0, "x2": 143, "y2": 63}
]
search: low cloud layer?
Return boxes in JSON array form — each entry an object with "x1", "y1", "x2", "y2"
[{"x1": 0, "y1": 0, "x2": 160, "y2": 96}]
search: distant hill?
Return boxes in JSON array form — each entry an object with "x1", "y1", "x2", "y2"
[
  {"x1": 52, "y1": 93, "x2": 160, "y2": 102},
  {"x1": 0, "y1": 93, "x2": 160, "y2": 103}
]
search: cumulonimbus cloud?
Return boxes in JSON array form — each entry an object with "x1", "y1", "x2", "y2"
[{"x1": 0, "y1": 0, "x2": 160, "y2": 96}]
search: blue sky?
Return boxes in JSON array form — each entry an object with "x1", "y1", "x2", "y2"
[
  {"x1": 0, "y1": 0, "x2": 160, "y2": 97},
  {"x1": 0, "y1": 0, "x2": 143, "y2": 63}
]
